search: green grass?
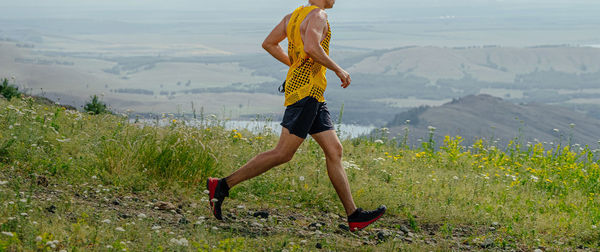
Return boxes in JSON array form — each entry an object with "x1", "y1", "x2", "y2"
[{"x1": 1, "y1": 96, "x2": 599, "y2": 251}]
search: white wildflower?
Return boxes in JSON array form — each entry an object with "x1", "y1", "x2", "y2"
[
  {"x1": 35, "y1": 236, "x2": 42, "y2": 242},
  {"x1": 56, "y1": 138, "x2": 71, "y2": 143},
  {"x1": 137, "y1": 213, "x2": 147, "y2": 219},
  {"x1": 151, "y1": 225, "x2": 161, "y2": 230},
  {"x1": 374, "y1": 139, "x2": 384, "y2": 144},
  {"x1": 115, "y1": 227, "x2": 125, "y2": 232},
  {"x1": 530, "y1": 175, "x2": 539, "y2": 182},
  {"x1": 20, "y1": 213, "x2": 28, "y2": 216},
  {"x1": 453, "y1": 176, "x2": 459, "y2": 180},
  {"x1": 203, "y1": 190, "x2": 210, "y2": 194},
  {"x1": 20, "y1": 198, "x2": 27, "y2": 203},
  {"x1": 170, "y1": 238, "x2": 189, "y2": 247},
  {"x1": 101, "y1": 219, "x2": 111, "y2": 224},
  {"x1": 593, "y1": 225, "x2": 597, "y2": 229},
  {"x1": 211, "y1": 198, "x2": 219, "y2": 202},
  {"x1": 1, "y1": 231, "x2": 13, "y2": 237},
  {"x1": 0, "y1": 181, "x2": 8, "y2": 185},
  {"x1": 553, "y1": 128, "x2": 559, "y2": 133},
  {"x1": 299, "y1": 176, "x2": 305, "y2": 181},
  {"x1": 428, "y1": 126, "x2": 436, "y2": 131}
]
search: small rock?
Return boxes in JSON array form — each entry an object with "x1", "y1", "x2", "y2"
[
  {"x1": 480, "y1": 238, "x2": 494, "y2": 248},
  {"x1": 308, "y1": 222, "x2": 325, "y2": 230},
  {"x1": 403, "y1": 237, "x2": 413, "y2": 243},
  {"x1": 377, "y1": 231, "x2": 389, "y2": 241},
  {"x1": 533, "y1": 249, "x2": 543, "y2": 252},
  {"x1": 315, "y1": 243, "x2": 322, "y2": 249},
  {"x1": 156, "y1": 201, "x2": 176, "y2": 211},
  {"x1": 399, "y1": 225, "x2": 411, "y2": 234},
  {"x1": 36, "y1": 175, "x2": 49, "y2": 187},
  {"x1": 489, "y1": 226, "x2": 496, "y2": 231},
  {"x1": 137, "y1": 213, "x2": 147, "y2": 219},
  {"x1": 101, "y1": 219, "x2": 111, "y2": 224},
  {"x1": 407, "y1": 232, "x2": 415, "y2": 238},
  {"x1": 46, "y1": 205, "x2": 56, "y2": 213},
  {"x1": 178, "y1": 217, "x2": 190, "y2": 225},
  {"x1": 251, "y1": 222, "x2": 263, "y2": 228},
  {"x1": 253, "y1": 211, "x2": 269, "y2": 219},
  {"x1": 300, "y1": 240, "x2": 307, "y2": 245},
  {"x1": 492, "y1": 222, "x2": 499, "y2": 226}
]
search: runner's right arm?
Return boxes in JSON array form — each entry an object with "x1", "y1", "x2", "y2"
[
  {"x1": 262, "y1": 14, "x2": 292, "y2": 67},
  {"x1": 303, "y1": 10, "x2": 351, "y2": 88}
]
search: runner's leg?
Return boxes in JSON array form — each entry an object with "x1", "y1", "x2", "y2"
[
  {"x1": 310, "y1": 129, "x2": 357, "y2": 216},
  {"x1": 224, "y1": 127, "x2": 304, "y2": 188}
]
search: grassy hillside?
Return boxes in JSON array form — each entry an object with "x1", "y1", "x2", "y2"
[{"x1": 1, "y1": 96, "x2": 600, "y2": 251}]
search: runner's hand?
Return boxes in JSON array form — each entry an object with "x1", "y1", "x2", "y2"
[{"x1": 336, "y1": 69, "x2": 351, "y2": 88}]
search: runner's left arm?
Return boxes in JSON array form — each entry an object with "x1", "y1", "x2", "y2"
[{"x1": 262, "y1": 15, "x2": 292, "y2": 67}]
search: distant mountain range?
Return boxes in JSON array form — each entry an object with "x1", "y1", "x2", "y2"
[{"x1": 385, "y1": 94, "x2": 600, "y2": 148}]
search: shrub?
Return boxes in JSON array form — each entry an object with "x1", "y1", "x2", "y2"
[
  {"x1": 83, "y1": 95, "x2": 109, "y2": 114},
  {"x1": 0, "y1": 78, "x2": 21, "y2": 100}
]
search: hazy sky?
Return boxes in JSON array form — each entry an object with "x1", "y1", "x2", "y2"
[{"x1": 2, "y1": 0, "x2": 598, "y2": 11}]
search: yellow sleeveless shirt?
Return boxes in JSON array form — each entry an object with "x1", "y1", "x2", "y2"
[{"x1": 284, "y1": 5, "x2": 331, "y2": 106}]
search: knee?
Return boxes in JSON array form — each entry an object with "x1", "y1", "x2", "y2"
[
  {"x1": 272, "y1": 149, "x2": 294, "y2": 164},
  {"x1": 326, "y1": 143, "x2": 343, "y2": 161}
]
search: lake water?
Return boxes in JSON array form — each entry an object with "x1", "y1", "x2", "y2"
[{"x1": 132, "y1": 118, "x2": 376, "y2": 139}]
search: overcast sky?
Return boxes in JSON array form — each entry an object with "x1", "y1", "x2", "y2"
[{"x1": 2, "y1": 0, "x2": 598, "y2": 10}]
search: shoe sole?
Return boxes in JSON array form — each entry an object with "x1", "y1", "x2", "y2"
[{"x1": 349, "y1": 208, "x2": 386, "y2": 232}]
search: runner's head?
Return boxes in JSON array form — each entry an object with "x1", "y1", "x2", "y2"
[{"x1": 309, "y1": 0, "x2": 335, "y2": 9}]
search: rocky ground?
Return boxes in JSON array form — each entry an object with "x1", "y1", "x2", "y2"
[{"x1": 1, "y1": 171, "x2": 567, "y2": 251}]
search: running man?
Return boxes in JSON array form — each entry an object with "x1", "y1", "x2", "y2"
[{"x1": 207, "y1": 0, "x2": 386, "y2": 232}]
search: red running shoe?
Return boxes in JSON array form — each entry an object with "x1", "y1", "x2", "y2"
[
  {"x1": 347, "y1": 205, "x2": 386, "y2": 232},
  {"x1": 206, "y1": 177, "x2": 229, "y2": 220}
]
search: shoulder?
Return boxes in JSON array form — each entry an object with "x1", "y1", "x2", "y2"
[{"x1": 306, "y1": 8, "x2": 328, "y2": 22}]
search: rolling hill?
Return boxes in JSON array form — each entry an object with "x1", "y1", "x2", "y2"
[{"x1": 385, "y1": 94, "x2": 600, "y2": 148}]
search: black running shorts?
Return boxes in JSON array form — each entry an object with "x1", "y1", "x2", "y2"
[{"x1": 280, "y1": 96, "x2": 334, "y2": 139}]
